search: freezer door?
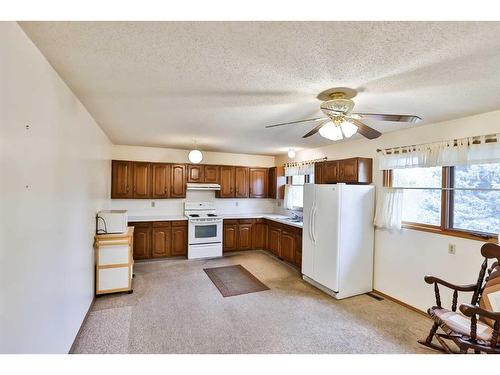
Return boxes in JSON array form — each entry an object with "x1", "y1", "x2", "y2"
[
  {"x1": 301, "y1": 184, "x2": 316, "y2": 277},
  {"x1": 312, "y1": 184, "x2": 341, "y2": 292}
]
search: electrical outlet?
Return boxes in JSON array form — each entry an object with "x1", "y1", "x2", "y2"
[
  {"x1": 448, "y1": 243, "x2": 456, "y2": 254},
  {"x1": 235, "y1": 201, "x2": 239, "y2": 207},
  {"x1": 151, "y1": 201, "x2": 156, "y2": 208}
]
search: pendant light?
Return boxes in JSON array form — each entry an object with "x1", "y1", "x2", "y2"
[
  {"x1": 288, "y1": 148, "x2": 296, "y2": 159},
  {"x1": 188, "y1": 140, "x2": 203, "y2": 164}
]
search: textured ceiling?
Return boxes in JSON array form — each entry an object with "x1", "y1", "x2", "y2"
[{"x1": 19, "y1": 21, "x2": 500, "y2": 155}]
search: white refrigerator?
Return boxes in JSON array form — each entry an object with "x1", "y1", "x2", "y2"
[{"x1": 302, "y1": 183, "x2": 375, "y2": 299}]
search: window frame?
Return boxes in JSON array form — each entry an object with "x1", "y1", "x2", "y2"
[
  {"x1": 383, "y1": 166, "x2": 498, "y2": 242},
  {"x1": 285, "y1": 174, "x2": 312, "y2": 210}
]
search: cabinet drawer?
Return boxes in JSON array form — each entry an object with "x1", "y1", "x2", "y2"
[
  {"x1": 224, "y1": 219, "x2": 239, "y2": 225},
  {"x1": 152, "y1": 221, "x2": 171, "y2": 228},
  {"x1": 171, "y1": 220, "x2": 187, "y2": 227},
  {"x1": 128, "y1": 221, "x2": 151, "y2": 228},
  {"x1": 97, "y1": 266, "x2": 130, "y2": 292},
  {"x1": 97, "y1": 244, "x2": 130, "y2": 266},
  {"x1": 238, "y1": 219, "x2": 255, "y2": 224}
]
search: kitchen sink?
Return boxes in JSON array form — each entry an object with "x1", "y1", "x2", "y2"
[{"x1": 285, "y1": 217, "x2": 302, "y2": 223}]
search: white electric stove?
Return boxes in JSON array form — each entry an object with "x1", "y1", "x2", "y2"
[{"x1": 184, "y1": 202, "x2": 223, "y2": 259}]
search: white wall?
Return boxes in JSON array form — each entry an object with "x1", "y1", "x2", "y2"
[
  {"x1": 110, "y1": 145, "x2": 278, "y2": 216},
  {"x1": 0, "y1": 22, "x2": 112, "y2": 353},
  {"x1": 113, "y1": 144, "x2": 275, "y2": 167},
  {"x1": 276, "y1": 110, "x2": 500, "y2": 312}
]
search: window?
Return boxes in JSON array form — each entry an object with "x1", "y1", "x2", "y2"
[
  {"x1": 385, "y1": 163, "x2": 500, "y2": 239},
  {"x1": 285, "y1": 174, "x2": 313, "y2": 210}
]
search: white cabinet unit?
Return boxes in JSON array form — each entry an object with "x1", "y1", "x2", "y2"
[{"x1": 94, "y1": 227, "x2": 134, "y2": 295}]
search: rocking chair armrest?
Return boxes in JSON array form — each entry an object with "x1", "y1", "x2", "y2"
[
  {"x1": 460, "y1": 304, "x2": 500, "y2": 321},
  {"x1": 424, "y1": 276, "x2": 477, "y2": 292}
]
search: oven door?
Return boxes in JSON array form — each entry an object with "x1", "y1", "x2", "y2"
[{"x1": 189, "y1": 220, "x2": 222, "y2": 245}]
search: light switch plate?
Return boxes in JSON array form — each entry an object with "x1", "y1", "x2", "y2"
[{"x1": 448, "y1": 243, "x2": 456, "y2": 254}]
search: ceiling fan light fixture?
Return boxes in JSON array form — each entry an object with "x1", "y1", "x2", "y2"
[
  {"x1": 318, "y1": 122, "x2": 343, "y2": 141},
  {"x1": 188, "y1": 149, "x2": 203, "y2": 164},
  {"x1": 340, "y1": 121, "x2": 358, "y2": 138}
]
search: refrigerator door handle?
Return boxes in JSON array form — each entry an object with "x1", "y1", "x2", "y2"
[
  {"x1": 311, "y1": 206, "x2": 317, "y2": 244},
  {"x1": 308, "y1": 207, "x2": 314, "y2": 241}
]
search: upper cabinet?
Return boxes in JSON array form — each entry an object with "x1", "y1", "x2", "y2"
[
  {"x1": 268, "y1": 166, "x2": 285, "y2": 199},
  {"x1": 219, "y1": 166, "x2": 235, "y2": 198},
  {"x1": 133, "y1": 162, "x2": 152, "y2": 198},
  {"x1": 234, "y1": 167, "x2": 249, "y2": 198},
  {"x1": 315, "y1": 157, "x2": 372, "y2": 184},
  {"x1": 111, "y1": 160, "x2": 133, "y2": 199},
  {"x1": 204, "y1": 165, "x2": 220, "y2": 183},
  {"x1": 187, "y1": 165, "x2": 204, "y2": 183},
  {"x1": 249, "y1": 168, "x2": 268, "y2": 198},
  {"x1": 170, "y1": 164, "x2": 186, "y2": 198},
  {"x1": 152, "y1": 163, "x2": 170, "y2": 198}
]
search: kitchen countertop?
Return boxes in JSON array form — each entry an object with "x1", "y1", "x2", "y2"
[{"x1": 127, "y1": 213, "x2": 303, "y2": 228}]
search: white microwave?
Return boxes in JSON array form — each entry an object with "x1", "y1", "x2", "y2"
[{"x1": 96, "y1": 210, "x2": 128, "y2": 234}]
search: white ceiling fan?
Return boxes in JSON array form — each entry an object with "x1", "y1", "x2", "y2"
[{"x1": 265, "y1": 87, "x2": 422, "y2": 141}]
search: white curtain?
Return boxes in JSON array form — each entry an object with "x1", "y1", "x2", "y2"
[
  {"x1": 284, "y1": 185, "x2": 295, "y2": 209},
  {"x1": 285, "y1": 163, "x2": 314, "y2": 176},
  {"x1": 374, "y1": 188, "x2": 404, "y2": 230},
  {"x1": 378, "y1": 134, "x2": 500, "y2": 170}
]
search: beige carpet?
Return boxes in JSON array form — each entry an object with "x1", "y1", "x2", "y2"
[{"x1": 71, "y1": 251, "x2": 434, "y2": 354}]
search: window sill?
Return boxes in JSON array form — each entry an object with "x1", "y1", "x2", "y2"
[{"x1": 401, "y1": 222, "x2": 498, "y2": 243}]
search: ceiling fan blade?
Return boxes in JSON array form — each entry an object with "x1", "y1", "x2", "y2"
[
  {"x1": 350, "y1": 118, "x2": 382, "y2": 140},
  {"x1": 265, "y1": 117, "x2": 328, "y2": 129},
  {"x1": 352, "y1": 113, "x2": 422, "y2": 123},
  {"x1": 302, "y1": 120, "x2": 330, "y2": 138}
]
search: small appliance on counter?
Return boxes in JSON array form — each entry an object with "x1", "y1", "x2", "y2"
[
  {"x1": 184, "y1": 202, "x2": 223, "y2": 259},
  {"x1": 96, "y1": 210, "x2": 128, "y2": 234}
]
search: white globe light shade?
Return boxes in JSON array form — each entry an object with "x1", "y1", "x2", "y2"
[
  {"x1": 318, "y1": 122, "x2": 343, "y2": 141},
  {"x1": 188, "y1": 149, "x2": 203, "y2": 164},
  {"x1": 288, "y1": 148, "x2": 296, "y2": 158},
  {"x1": 340, "y1": 121, "x2": 358, "y2": 138}
]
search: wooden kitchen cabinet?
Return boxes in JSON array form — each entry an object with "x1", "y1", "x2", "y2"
[
  {"x1": 223, "y1": 221, "x2": 238, "y2": 251},
  {"x1": 204, "y1": 165, "x2": 220, "y2": 183},
  {"x1": 133, "y1": 162, "x2": 152, "y2": 198},
  {"x1": 171, "y1": 221, "x2": 187, "y2": 256},
  {"x1": 252, "y1": 220, "x2": 267, "y2": 249},
  {"x1": 237, "y1": 223, "x2": 253, "y2": 250},
  {"x1": 129, "y1": 222, "x2": 151, "y2": 260},
  {"x1": 170, "y1": 164, "x2": 186, "y2": 198},
  {"x1": 187, "y1": 164, "x2": 204, "y2": 183},
  {"x1": 280, "y1": 229, "x2": 295, "y2": 263},
  {"x1": 268, "y1": 225, "x2": 281, "y2": 257},
  {"x1": 249, "y1": 168, "x2": 268, "y2": 198},
  {"x1": 219, "y1": 166, "x2": 235, "y2": 198},
  {"x1": 268, "y1": 166, "x2": 286, "y2": 199},
  {"x1": 315, "y1": 157, "x2": 372, "y2": 184},
  {"x1": 152, "y1": 163, "x2": 170, "y2": 198},
  {"x1": 111, "y1": 160, "x2": 133, "y2": 198},
  {"x1": 234, "y1": 167, "x2": 249, "y2": 198},
  {"x1": 151, "y1": 223, "x2": 172, "y2": 258},
  {"x1": 294, "y1": 230, "x2": 302, "y2": 269}
]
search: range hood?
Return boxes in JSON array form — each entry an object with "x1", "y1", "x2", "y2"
[{"x1": 186, "y1": 183, "x2": 221, "y2": 191}]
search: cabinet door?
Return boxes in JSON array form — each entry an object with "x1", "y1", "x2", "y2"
[
  {"x1": 268, "y1": 226, "x2": 281, "y2": 257},
  {"x1": 268, "y1": 167, "x2": 277, "y2": 199},
  {"x1": 133, "y1": 162, "x2": 152, "y2": 198},
  {"x1": 171, "y1": 222, "x2": 187, "y2": 256},
  {"x1": 234, "y1": 167, "x2": 249, "y2": 198},
  {"x1": 323, "y1": 161, "x2": 339, "y2": 184},
  {"x1": 170, "y1": 164, "x2": 186, "y2": 198},
  {"x1": 252, "y1": 221, "x2": 267, "y2": 249},
  {"x1": 130, "y1": 223, "x2": 151, "y2": 260},
  {"x1": 152, "y1": 226, "x2": 171, "y2": 258},
  {"x1": 111, "y1": 160, "x2": 133, "y2": 198},
  {"x1": 187, "y1": 165, "x2": 204, "y2": 183},
  {"x1": 339, "y1": 158, "x2": 358, "y2": 183},
  {"x1": 152, "y1": 163, "x2": 170, "y2": 198},
  {"x1": 223, "y1": 224, "x2": 238, "y2": 251},
  {"x1": 219, "y1": 166, "x2": 235, "y2": 198},
  {"x1": 204, "y1": 165, "x2": 220, "y2": 183},
  {"x1": 249, "y1": 168, "x2": 268, "y2": 198},
  {"x1": 281, "y1": 230, "x2": 295, "y2": 263},
  {"x1": 238, "y1": 223, "x2": 253, "y2": 250},
  {"x1": 314, "y1": 162, "x2": 324, "y2": 184},
  {"x1": 294, "y1": 231, "x2": 303, "y2": 269}
]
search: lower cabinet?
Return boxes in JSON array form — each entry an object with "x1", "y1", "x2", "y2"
[
  {"x1": 268, "y1": 225, "x2": 281, "y2": 257},
  {"x1": 280, "y1": 229, "x2": 295, "y2": 264},
  {"x1": 223, "y1": 221, "x2": 238, "y2": 252},
  {"x1": 129, "y1": 220, "x2": 187, "y2": 260},
  {"x1": 238, "y1": 221, "x2": 253, "y2": 250}
]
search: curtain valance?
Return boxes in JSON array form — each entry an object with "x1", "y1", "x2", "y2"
[
  {"x1": 378, "y1": 133, "x2": 500, "y2": 170},
  {"x1": 284, "y1": 158, "x2": 325, "y2": 176}
]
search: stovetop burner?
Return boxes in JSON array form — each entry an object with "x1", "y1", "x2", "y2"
[
  {"x1": 189, "y1": 214, "x2": 200, "y2": 217},
  {"x1": 207, "y1": 213, "x2": 217, "y2": 217}
]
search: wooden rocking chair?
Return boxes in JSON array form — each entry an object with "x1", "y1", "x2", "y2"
[{"x1": 418, "y1": 243, "x2": 500, "y2": 354}]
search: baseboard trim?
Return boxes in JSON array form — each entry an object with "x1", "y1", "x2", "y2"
[
  {"x1": 372, "y1": 289, "x2": 430, "y2": 319},
  {"x1": 69, "y1": 297, "x2": 95, "y2": 354}
]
